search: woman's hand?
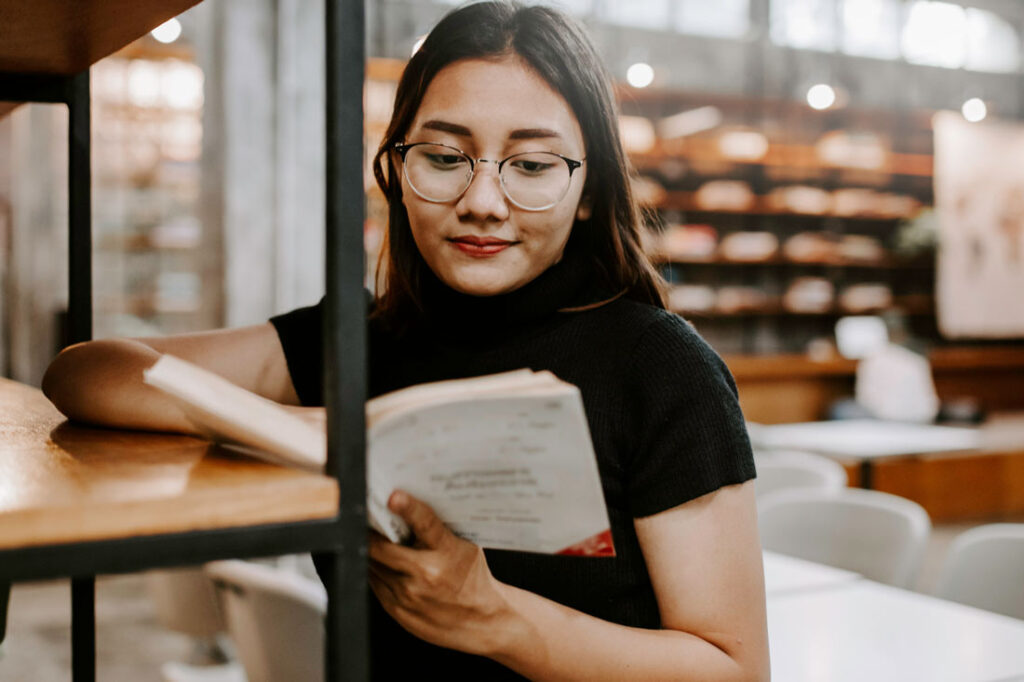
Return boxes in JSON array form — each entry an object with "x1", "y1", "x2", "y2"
[{"x1": 368, "y1": 491, "x2": 516, "y2": 657}]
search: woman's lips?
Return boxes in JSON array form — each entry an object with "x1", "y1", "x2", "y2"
[{"x1": 448, "y1": 236, "x2": 517, "y2": 257}]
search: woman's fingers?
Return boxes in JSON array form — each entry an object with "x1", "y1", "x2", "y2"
[
  {"x1": 368, "y1": 531, "x2": 419, "y2": 573},
  {"x1": 388, "y1": 490, "x2": 451, "y2": 549}
]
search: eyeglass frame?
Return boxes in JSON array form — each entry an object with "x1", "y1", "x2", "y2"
[{"x1": 393, "y1": 141, "x2": 586, "y2": 212}]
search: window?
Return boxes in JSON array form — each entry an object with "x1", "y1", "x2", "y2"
[
  {"x1": 601, "y1": 0, "x2": 671, "y2": 30},
  {"x1": 536, "y1": 0, "x2": 593, "y2": 17},
  {"x1": 841, "y1": 0, "x2": 900, "y2": 59},
  {"x1": 901, "y1": 1, "x2": 968, "y2": 68},
  {"x1": 676, "y1": 0, "x2": 750, "y2": 39},
  {"x1": 771, "y1": 0, "x2": 839, "y2": 51},
  {"x1": 966, "y1": 7, "x2": 1020, "y2": 73}
]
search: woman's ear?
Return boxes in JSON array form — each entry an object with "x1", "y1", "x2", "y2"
[{"x1": 576, "y1": 195, "x2": 593, "y2": 221}]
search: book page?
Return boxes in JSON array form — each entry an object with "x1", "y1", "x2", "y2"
[
  {"x1": 368, "y1": 387, "x2": 613, "y2": 555},
  {"x1": 366, "y1": 369, "x2": 556, "y2": 425},
  {"x1": 143, "y1": 355, "x2": 326, "y2": 471}
]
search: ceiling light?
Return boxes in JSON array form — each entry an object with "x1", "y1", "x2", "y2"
[
  {"x1": 626, "y1": 62, "x2": 655, "y2": 88},
  {"x1": 807, "y1": 83, "x2": 837, "y2": 110},
  {"x1": 961, "y1": 97, "x2": 987, "y2": 122},
  {"x1": 151, "y1": 18, "x2": 183, "y2": 44}
]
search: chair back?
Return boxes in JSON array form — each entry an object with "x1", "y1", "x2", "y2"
[
  {"x1": 934, "y1": 523, "x2": 1024, "y2": 620},
  {"x1": 753, "y1": 450, "x2": 848, "y2": 501},
  {"x1": 758, "y1": 487, "x2": 931, "y2": 588},
  {"x1": 146, "y1": 568, "x2": 225, "y2": 638},
  {"x1": 206, "y1": 560, "x2": 326, "y2": 682}
]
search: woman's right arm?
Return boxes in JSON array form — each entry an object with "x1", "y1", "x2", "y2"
[{"x1": 41, "y1": 323, "x2": 301, "y2": 434}]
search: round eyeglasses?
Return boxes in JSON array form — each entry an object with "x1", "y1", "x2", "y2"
[{"x1": 395, "y1": 142, "x2": 585, "y2": 211}]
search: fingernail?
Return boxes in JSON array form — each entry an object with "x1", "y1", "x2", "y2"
[{"x1": 390, "y1": 490, "x2": 408, "y2": 510}]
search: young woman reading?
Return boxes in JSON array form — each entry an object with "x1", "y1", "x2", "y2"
[{"x1": 43, "y1": 3, "x2": 769, "y2": 679}]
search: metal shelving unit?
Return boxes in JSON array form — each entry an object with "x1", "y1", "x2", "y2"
[{"x1": 0, "y1": 1, "x2": 368, "y2": 679}]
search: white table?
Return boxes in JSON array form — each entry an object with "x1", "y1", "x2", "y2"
[
  {"x1": 752, "y1": 419, "x2": 982, "y2": 460},
  {"x1": 762, "y1": 550, "x2": 861, "y2": 596},
  {"x1": 767, "y1": 579, "x2": 1024, "y2": 682}
]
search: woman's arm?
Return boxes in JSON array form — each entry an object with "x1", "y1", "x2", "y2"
[
  {"x1": 41, "y1": 323, "x2": 301, "y2": 434},
  {"x1": 368, "y1": 481, "x2": 770, "y2": 681}
]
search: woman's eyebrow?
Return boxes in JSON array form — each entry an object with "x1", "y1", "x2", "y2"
[
  {"x1": 422, "y1": 120, "x2": 471, "y2": 136},
  {"x1": 508, "y1": 128, "x2": 562, "y2": 140},
  {"x1": 419, "y1": 120, "x2": 563, "y2": 142}
]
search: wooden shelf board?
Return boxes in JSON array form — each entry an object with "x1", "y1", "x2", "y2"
[
  {"x1": 725, "y1": 347, "x2": 1024, "y2": 380},
  {"x1": 613, "y1": 84, "x2": 939, "y2": 131},
  {"x1": 0, "y1": 378, "x2": 338, "y2": 550},
  {"x1": 675, "y1": 296, "x2": 935, "y2": 319},
  {"x1": 653, "y1": 191, "x2": 921, "y2": 219},
  {"x1": 681, "y1": 308, "x2": 934, "y2": 319},
  {"x1": 656, "y1": 254, "x2": 934, "y2": 269},
  {"x1": 0, "y1": 0, "x2": 202, "y2": 75},
  {"x1": 633, "y1": 140, "x2": 933, "y2": 178}
]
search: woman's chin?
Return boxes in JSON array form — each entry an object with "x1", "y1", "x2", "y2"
[{"x1": 442, "y1": 272, "x2": 528, "y2": 298}]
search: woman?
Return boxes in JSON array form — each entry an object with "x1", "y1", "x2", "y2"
[{"x1": 43, "y1": 2, "x2": 768, "y2": 679}]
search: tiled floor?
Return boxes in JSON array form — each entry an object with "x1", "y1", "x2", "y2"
[
  {"x1": 0, "y1": 521, "x2": 1018, "y2": 682},
  {"x1": 1, "y1": 574, "x2": 195, "y2": 682}
]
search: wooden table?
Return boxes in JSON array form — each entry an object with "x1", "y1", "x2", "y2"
[
  {"x1": 0, "y1": 378, "x2": 338, "y2": 550},
  {"x1": 753, "y1": 415, "x2": 1024, "y2": 521},
  {"x1": 767, "y1": 579, "x2": 1024, "y2": 682},
  {"x1": 0, "y1": 378, "x2": 340, "y2": 676}
]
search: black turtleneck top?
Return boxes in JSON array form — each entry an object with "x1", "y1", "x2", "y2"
[{"x1": 270, "y1": 252, "x2": 755, "y2": 680}]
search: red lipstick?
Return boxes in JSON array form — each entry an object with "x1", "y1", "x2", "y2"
[{"x1": 448, "y1": 236, "x2": 516, "y2": 257}]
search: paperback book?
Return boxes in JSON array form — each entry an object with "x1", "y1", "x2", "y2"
[{"x1": 143, "y1": 355, "x2": 614, "y2": 556}]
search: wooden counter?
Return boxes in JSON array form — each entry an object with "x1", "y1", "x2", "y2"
[
  {"x1": 0, "y1": 378, "x2": 338, "y2": 550},
  {"x1": 727, "y1": 346, "x2": 1024, "y2": 424}
]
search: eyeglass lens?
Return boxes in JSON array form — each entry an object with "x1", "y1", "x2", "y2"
[{"x1": 402, "y1": 143, "x2": 573, "y2": 210}]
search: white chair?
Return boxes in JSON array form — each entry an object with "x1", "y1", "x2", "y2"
[
  {"x1": 161, "y1": 660, "x2": 247, "y2": 682},
  {"x1": 753, "y1": 450, "x2": 848, "y2": 501},
  {"x1": 205, "y1": 560, "x2": 327, "y2": 682},
  {"x1": 934, "y1": 523, "x2": 1024, "y2": 620},
  {"x1": 758, "y1": 487, "x2": 931, "y2": 588},
  {"x1": 146, "y1": 568, "x2": 227, "y2": 650}
]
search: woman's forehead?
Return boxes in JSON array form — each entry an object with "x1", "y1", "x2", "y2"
[{"x1": 408, "y1": 57, "x2": 584, "y2": 149}]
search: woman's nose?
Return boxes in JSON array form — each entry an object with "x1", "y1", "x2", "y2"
[{"x1": 456, "y1": 161, "x2": 510, "y2": 222}]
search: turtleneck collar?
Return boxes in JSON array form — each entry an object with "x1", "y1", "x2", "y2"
[{"x1": 415, "y1": 247, "x2": 611, "y2": 344}]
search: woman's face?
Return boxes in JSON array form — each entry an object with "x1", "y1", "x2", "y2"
[{"x1": 400, "y1": 56, "x2": 589, "y2": 297}]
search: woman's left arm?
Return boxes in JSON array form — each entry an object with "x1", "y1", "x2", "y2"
[{"x1": 369, "y1": 481, "x2": 769, "y2": 681}]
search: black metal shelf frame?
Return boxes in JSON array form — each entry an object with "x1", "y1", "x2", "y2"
[{"x1": 0, "y1": 1, "x2": 368, "y2": 680}]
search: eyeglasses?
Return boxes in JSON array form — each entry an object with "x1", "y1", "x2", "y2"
[{"x1": 394, "y1": 142, "x2": 585, "y2": 211}]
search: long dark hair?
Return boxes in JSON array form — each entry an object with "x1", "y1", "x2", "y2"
[{"x1": 372, "y1": 1, "x2": 665, "y2": 324}]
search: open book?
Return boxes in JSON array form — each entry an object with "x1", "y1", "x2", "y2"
[{"x1": 143, "y1": 355, "x2": 614, "y2": 556}]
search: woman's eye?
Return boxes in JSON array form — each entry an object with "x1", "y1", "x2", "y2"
[
  {"x1": 425, "y1": 153, "x2": 467, "y2": 169},
  {"x1": 510, "y1": 159, "x2": 555, "y2": 175}
]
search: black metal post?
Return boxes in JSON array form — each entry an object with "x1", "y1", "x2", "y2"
[
  {"x1": 67, "y1": 70, "x2": 92, "y2": 346},
  {"x1": 0, "y1": 582, "x2": 9, "y2": 644},
  {"x1": 71, "y1": 577, "x2": 95, "y2": 682},
  {"x1": 67, "y1": 68, "x2": 94, "y2": 682},
  {"x1": 322, "y1": 1, "x2": 368, "y2": 681},
  {"x1": 859, "y1": 460, "x2": 874, "y2": 490}
]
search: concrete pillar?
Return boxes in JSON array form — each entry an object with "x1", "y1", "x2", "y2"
[
  {"x1": 198, "y1": 0, "x2": 326, "y2": 328},
  {"x1": 5, "y1": 105, "x2": 68, "y2": 385}
]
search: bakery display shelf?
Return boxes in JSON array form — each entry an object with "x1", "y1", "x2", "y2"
[
  {"x1": 653, "y1": 191, "x2": 918, "y2": 220},
  {"x1": 654, "y1": 254, "x2": 935, "y2": 269},
  {"x1": 674, "y1": 298, "x2": 935, "y2": 319},
  {"x1": 632, "y1": 141, "x2": 932, "y2": 178}
]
